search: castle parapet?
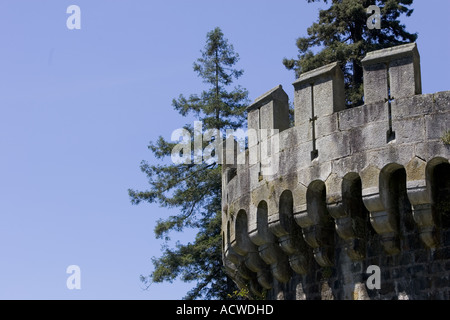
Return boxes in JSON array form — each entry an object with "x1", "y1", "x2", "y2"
[
  {"x1": 362, "y1": 42, "x2": 421, "y2": 104},
  {"x1": 221, "y1": 43, "x2": 450, "y2": 299}
]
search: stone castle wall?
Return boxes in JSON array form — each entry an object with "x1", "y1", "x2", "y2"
[{"x1": 221, "y1": 43, "x2": 450, "y2": 300}]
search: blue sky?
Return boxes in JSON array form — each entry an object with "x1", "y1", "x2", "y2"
[{"x1": 0, "y1": 1, "x2": 448, "y2": 300}]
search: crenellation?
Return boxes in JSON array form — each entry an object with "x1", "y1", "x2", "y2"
[
  {"x1": 221, "y1": 42, "x2": 450, "y2": 299},
  {"x1": 247, "y1": 85, "x2": 290, "y2": 132},
  {"x1": 361, "y1": 42, "x2": 422, "y2": 102},
  {"x1": 391, "y1": 94, "x2": 434, "y2": 120},
  {"x1": 293, "y1": 62, "x2": 346, "y2": 124}
]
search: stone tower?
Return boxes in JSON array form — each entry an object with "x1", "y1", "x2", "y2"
[{"x1": 221, "y1": 43, "x2": 450, "y2": 300}]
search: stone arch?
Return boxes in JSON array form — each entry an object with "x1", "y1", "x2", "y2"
[
  {"x1": 427, "y1": 157, "x2": 450, "y2": 230},
  {"x1": 252, "y1": 200, "x2": 291, "y2": 283},
  {"x1": 342, "y1": 173, "x2": 364, "y2": 216},
  {"x1": 273, "y1": 189, "x2": 309, "y2": 274},
  {"x1": 337, "y1": 172, "x2": 371, "y2": 260},
  {"x1": 255, "y1": 200, "x2": 274, "y2": 245},
  {"x1": 248, "y1": 200, "x2": 273, "y2": 247},
  {"x1": 306, "y1": 180, "x2": 328, "y2": 225},
  {"x1": 278, "y1": 190, "x2": 295, "y2": 240},
  {"x1": 223, "y1": 214, "x2": 239, "y2": 267},
  {"x1": 234, "y1": 209, "x2": 259, "y2": 259},
  {"x1": 373, "y1": 163, "x2": 413, "y2": 254},
  {"x1": 387, "y1": 164, "x2": 414, "y2": 230},
  {"x1": 234, "y1": 209, "x2": 272, "y2": 292},
  {"x1": 223, "y1": 211, "x2": 251, "y2": 294},
  {"x1": 300, "y1": 180, "x2": 335, "y2": 267}
]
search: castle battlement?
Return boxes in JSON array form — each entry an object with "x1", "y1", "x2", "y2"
[{"x1": 221, "y1": 43, "x2": 450, "y2": 300}]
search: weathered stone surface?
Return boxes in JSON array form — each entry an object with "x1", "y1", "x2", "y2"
[
  {"x1": 362, "y1": 62, "x2": 388, "y2": 104},
  {"x1": 248, "y1": 85, "x2": 290, "y2": 132},
  {"x1": 222, "y1": 43, "x2": 450, "y2": 300},
  {"x1": 315, "y1": 113, "x2": 339, "y2": 139},
  {"x1": 433, "y1": 91, "x2": 450, "y2": 113},
  {"x1": 293, "y1": 62, "x2": 345, "y2": 126},
  {"x1": 338, "y1": 100, "x2": 386, "y2": 131},
  {"x1": 391, "y1": 94, "x2": 433, "y2": 120},
  {"x1": 393, "y1": 116, "x2": 425, "y2": 144},
  {"x1": 389, "y1": 55, "x2": 421, "y2": 99},
  {"x1": 362, "y1": 42, "x2": 421, "y2": 104}
]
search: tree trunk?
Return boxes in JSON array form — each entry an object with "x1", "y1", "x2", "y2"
[{"x1": 215, "y1": 49, "x2": 220, "y2": 128}]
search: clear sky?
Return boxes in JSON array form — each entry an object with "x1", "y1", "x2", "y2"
[{"x1": 0, "y1": 1, "x2": 449, "y2": 300}]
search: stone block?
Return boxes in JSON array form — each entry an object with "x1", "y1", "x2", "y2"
[
  {"x1": 291, "y1": 141, "x2": 314, "y2": 171},
  {"x1": 364, "y1": 143, "x2": 415, "y2": 168},
  {"x1": 315, "y1": 113, "x2": 339, "y2": 139},
  {"x1": 294, "y1": 122, "x2": 312, "y2": 144},
  {"x1": 362, "y1": 62, "x2": 388, "y2": 104},
  {"x1": 237, "y1": 165, "x2": 250, "y2": 195},
  {"x1": 414, "y1": 141, "x2": 450, "y2": 162},
  {"x1": 248, "y1": 85, "x2": 290, "y2": 132},
  {"x1": 248, "y1": 108, "x2": 260, "y2": 131},
  {"x1": 248, "y1": 144, "x2": 259, "y2": 165},
  {"x1": 331, "y1": 152, "x2": 369, "y2": 177},
  {"x1": 279, "y1": 126, "x2": 304, "y2": 153},
  {"x1": 315, "y1": 131, "x2": 351, "y2": 162},
  {"x1": 392, "y1": 116, "x2": 425, "y2": 144},
  {"x1": 349, "y1": 121, "x2": 387, "y2": 154},
  {"x1": 338, "y1": 100, "x2": 386, "y2": 131},
  {"x1": 391, "y1": 94, "x2": 434, "y2": 120},
  {"x1": 293, "y1": 82, "x2": 312, "y2": 126},
  {"x1": 362, "y1": 42, "x2": 421, "y2": 102},
  {"x1": 389, "y1": 54, "x2": 421, "y2": 99},
  {"x1": 236, "y1": 149, "x2": 247, "y2": 166},
  {"x1": 248, "y1": 162, "x2": 262, "y2": 191},
  {"x1": 277, "y1": 146, "x2": 299, "y2": 177},
  {"x1": 293, "y1": 62, "x2": 345, "y2": 126},
  {"x1": 297, "y1": 161, "x2": 332, "y2": 187},
  {"x1": 226, "y1": 175, "x2": 239, "y2": 202},
  {"x1": 425, "y1": 112, "x2": 450, "y2": 140},
  {"x1": 433, "y1": 91, "x2": 450, "y2": 113}
]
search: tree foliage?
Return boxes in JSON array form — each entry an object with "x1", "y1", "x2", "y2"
[
  {"x1": 283, "y1": 0, "x2": 417, "y2": 107},
  {"x1": 129, "y1": 27, "x2": 249, "y2": 299}
]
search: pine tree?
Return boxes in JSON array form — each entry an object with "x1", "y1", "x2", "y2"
[
  {"x1": 128, "y1": 27, "x2": 249, "y2": 299},
  {"x1": 283, "y1": 0, "x2": 417, "y2": 107}
]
